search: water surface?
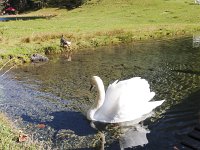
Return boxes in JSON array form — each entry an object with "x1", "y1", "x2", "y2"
[
  {"x1": 0, "y1": 37, "x2": 200, "y2": 149},
  {"x1": 0, "y1": 15, "x2": 53, "y2": 21}
]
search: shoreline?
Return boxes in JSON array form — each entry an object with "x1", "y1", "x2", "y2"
[{"x1": 0, "y1": 27, "x2": 198, "y2": 65}]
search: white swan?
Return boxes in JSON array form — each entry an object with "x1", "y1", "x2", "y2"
[{"x1": 87, "y1": 76, "x2": 165, "y2": 123}]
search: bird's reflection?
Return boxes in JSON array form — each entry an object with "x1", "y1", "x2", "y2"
[
  {"x1": 62, "y1": 51, "x2": 72, "y2": 62},
  {"x1": 91, "y1": 119, "x2": 150, "y2": 149}
]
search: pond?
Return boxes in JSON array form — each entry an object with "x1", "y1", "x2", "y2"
[
  {"x1": 0, "y1": 37, "x2": 200, "y2": 149},
  {"x1": 0, "y1": 15, "x2": 54, "y2": 21}
]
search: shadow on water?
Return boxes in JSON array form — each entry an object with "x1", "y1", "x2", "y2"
[
  {"x1": 21, "y1": 111, "x2": 99, "y2": 149},
  {"x1": 21, "y1": 109, "x2": 151, "y2": 149},
  {"x1": 22, "y1": 111, "x2": 96, "y2": 135},
  {"x1": 48, "y1": 111, "x2": 96, "y2": 135}
]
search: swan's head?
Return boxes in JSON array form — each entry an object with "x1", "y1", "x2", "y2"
[{"x1": 90, "y1": 76, "x2": 101, "y2": 91}]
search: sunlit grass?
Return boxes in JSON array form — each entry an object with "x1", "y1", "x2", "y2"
[
  {"x1": 0, "y1": 113, "x2": 43, "y2": 150},
  {"x1": 0, "y1": 0, "x2": 200, "y2": 59}
]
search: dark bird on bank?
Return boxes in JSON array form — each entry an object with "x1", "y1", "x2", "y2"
[{"x1": 60, "y1": 35, "x2": 71, "y2": 48}]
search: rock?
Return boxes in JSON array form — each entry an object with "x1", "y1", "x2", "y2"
[{"x1": 30, "y1": 54, "x2": 49, "y2": 62}]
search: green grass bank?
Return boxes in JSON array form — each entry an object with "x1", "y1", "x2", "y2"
[
  {"x1": 0, "y1": 0, "x2": 200, "y2": 61},
  {"x1": 0, "y1": 113, "x2": 44, "y2": 150}
]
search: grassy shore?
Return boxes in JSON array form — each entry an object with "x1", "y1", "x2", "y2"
[
  {"x1": 0, "y1": 113, "x2": 43, "y2": 150},
  {"x1": 0, "y1": 0, "x2": 200, "y2": 62}
]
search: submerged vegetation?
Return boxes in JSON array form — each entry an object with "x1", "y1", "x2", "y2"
[{"x1": 0, "y1": 0, "x2": 200, "y2": 61}]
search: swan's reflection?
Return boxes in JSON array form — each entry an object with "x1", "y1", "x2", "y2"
[
  {"x1": 119, "y1": 123, "x2": 149, "y2": 149},
  {"x1": 92, "y1": 117, "x2": 151, "y2": 149},
  {"x1": 117, "y1": 112, "x2": 154, "y2": 149}
]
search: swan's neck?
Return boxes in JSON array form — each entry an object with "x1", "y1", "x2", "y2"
[{"x1": 87, "y1": 77, "x2": 105, "y2": 121}]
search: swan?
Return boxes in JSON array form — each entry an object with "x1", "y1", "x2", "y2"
[{"x1": 87, "y1": 76, "x2": 165, "y2": 123}]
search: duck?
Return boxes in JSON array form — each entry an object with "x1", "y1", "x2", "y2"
[
  {"x1": 60, "y1": 35, "x2": 71, "y2": 48},
  {"x1": 87, "y1": 76, "x2": 165, "y2": 123}
]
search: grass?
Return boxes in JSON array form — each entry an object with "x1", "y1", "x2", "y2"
[
  {"x1": 0, "y1": 113, "x2": 43, "y2": 150},
  {"x1": 0, "y1": 0, "x2": 200, "y2": 61}
]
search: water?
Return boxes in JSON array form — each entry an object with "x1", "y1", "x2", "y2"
[
  {"x1": 0, "y1": 16, "x2": 53, "y2": 22},
  {"x1": 0, "y1": 37, "x2": 200, "y2": 149}
]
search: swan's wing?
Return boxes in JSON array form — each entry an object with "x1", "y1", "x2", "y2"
[
  {"x1": 94, "y1": 77, "x2": 162, "y2": 123},
  {"x1": 106, "y1": 77, "x2": 155, "y2": 104}
]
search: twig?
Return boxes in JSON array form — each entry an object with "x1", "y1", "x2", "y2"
[
  {"x1": 1, "y1": 65, "x2": 15, "y2": 77},
  {"x1": 0, "y1": 59, "x2": 13, "y2": 71}
]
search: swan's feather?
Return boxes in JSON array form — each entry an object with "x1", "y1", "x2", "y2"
[{"x1": 93, "y1": 77, "x2": 164, "y2": 123}]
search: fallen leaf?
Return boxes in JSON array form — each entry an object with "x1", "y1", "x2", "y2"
[
  {"x1": 18, "y1": 131, "x2": 28, "y2": 142},
  {"x1": 37, "y1": 123, "x2": 46, "y2": 129}
]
